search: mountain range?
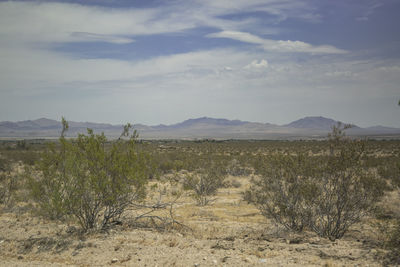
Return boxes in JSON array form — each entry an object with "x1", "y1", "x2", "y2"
[{"x1": 0, "y1": 116, "x2": 399, "y2": 140}]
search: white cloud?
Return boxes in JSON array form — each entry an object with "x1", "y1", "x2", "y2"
[
  {"x1": 207, "y1": 31, "x2": 347, "y2": 54},
  {"x1": 324, "y1": 71, "x2": 355, "y2": 78},
  {"x1": 189, "y1": 0, "x2": 320, "y2": 23},
  {"x1": 69, "y1": 32, "x2": 134, "y2": 44},
  {"x1": 356, "y1": 1, "x2": 382, "y2": 21},
  {"x1": 0, "y1": 42, "x2": 399, "y2": 126},
  {"x1": 0, "y1": 1, "x2": 192, "y2": 45},
  {"x1": 0, "y1": 0, "x2": 321, "y2": 47},
  {"x1": 244, "y1": 59, "x2": 269, "y2": 69}
]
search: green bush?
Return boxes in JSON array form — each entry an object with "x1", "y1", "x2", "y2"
[
  {"x1": 0, "y1": 167, "x2": 23, "y2": 207},
  {"x1": 308, "y1": 136, "x2": 385, "y2": 240},
  {"x1": 0, "y1": 157, "x2": 10, "y2": 172},
  {"x1": 28, "y1": 118, "x2": 149, "y2": 231},
  {"x1": 247, "y1": 124, "x2": 386, "y2": 240},
  {"x1": 183, "y1": 150, "x2": 226, "y2": 206},
  {"x1": 386, "y1": 220, "x2": 400, "y2": 264},
  {"x1": 246, "y1": 153, "x2": 316, "y2": 232},
  {"x1": 378, "y1": 157, "x2": 400, "y2": 189}
]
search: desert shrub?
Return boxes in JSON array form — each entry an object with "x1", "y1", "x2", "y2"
[
  {"x1": 382, "y1": 153, "x2": 400, "y2": 264},
  {"x1": 1, "y1": 150, "x2": 40, "y2": 166},
  {"x1": 308, "y1": 135, "x2": 385, "y2": 240},
  {"x1": 183, "y1": 152, "x2": 226, "y2": 206},
  {"x1": 378, "y1": 156, "x2": 400, "y2": 189},
  {"x1": 247, "y1": 123, "x2": 386, "y2": 240},
  {"x1": 384, "y1": 220, "x2": 400, "y2": 265},
  {"x1": 27, "y1": 118, "x2": 149, "y2": 231},
  {"x1": 0, "y1": 157, "x2": 10, "y2": 172},
  {"x1": 226, "y1": 158, "x2": 252, "y2": 176},
  {"x1": 0, "y1": 167, "x2": 23, "y2": 207},
  {"x1": 246, "y1": 153, "x2": 317, "y2": 232},
  {"x1": 16, "y1": 140, "x2": 29, "y2": 150},
  {"x1": 0, "y1": 172, "x2": 13, "y2": 205},
  {"x1": 228, "y1": 178, "x2": 242, "y2": 188}
]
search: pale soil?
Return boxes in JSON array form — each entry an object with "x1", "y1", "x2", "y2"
[{"x1": 0, "y1": 176, "x2": 392, "y2": 266}]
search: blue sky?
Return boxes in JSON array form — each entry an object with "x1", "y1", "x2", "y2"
[{"x1": 0, "y1": 0, "x2": 399, "y2": 127}]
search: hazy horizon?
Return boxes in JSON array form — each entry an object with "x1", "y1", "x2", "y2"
[
  {"x1": 1, "y1": 0, "x2": 399, "y2": 128},
  {"x1": 1, "y1": 115, "x2": 397, "y2": 129}
]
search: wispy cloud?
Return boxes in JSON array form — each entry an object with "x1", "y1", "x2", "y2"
[
  {"x1": 207, "y1": 31, "x2": 347, "y2": 54},
  {"x1": 0, "y1": 0, "x2": 321, "y2": 47},
  {"x1": 69, "y1": 32, "x2": 134, "y2": 44},
  {"x1": 0, "y1": 1, "x2": 191, "y2": 45},
  {"x1": 356, "y1": 1, "x2": 382, "y2": 21}
]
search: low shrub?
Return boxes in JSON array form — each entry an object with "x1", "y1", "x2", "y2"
[
  {"x1": 247, "y1": 123, "x2": 386, "y2": 240},
  {"x1": 183, "y1": 151, "x2": 226, "y2": 206}
]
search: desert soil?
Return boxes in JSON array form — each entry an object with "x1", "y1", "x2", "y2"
[{"x1": 0, "y1": 176, "x2": 391, "y2": 266}]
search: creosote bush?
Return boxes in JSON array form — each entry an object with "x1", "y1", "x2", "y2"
[
  {"x1": 0, "y1": 172, "x2": 17, "y2": 206},
  {"x1": 28, "y1": 118, "x2": 149, "y2": 231},
  {"x1": 0, "y1": 161, "x2": 23, "y2": 208},
  {"x1": 247, "y1": 123, "x2": 386, "y2": 240},
  {"x1": 183, "y1": 148, "x2": 226, "y2": 206},
  {"x1": 246, "y1": 153, "x2": 317, "y2": 232}
]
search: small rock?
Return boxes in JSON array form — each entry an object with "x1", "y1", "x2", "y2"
[
  {"x1": 203, "y1": 257, "x2": 207, "y2": 260},
  {"x1": 17, "y1": 255, "x2": 23, "y2": 260},
  {"x1": 194, "y1": 263, "x2": 200, "y2": 267},
  {"x1": 222, "y1": 256, "x2": 230, "y2": 263},
  {"x1": 71, "y1": 251, "x2": 79, "y2": 256},
  {"x1": 111, "y1": 258, "x2": 118, "y2": 264},
  {"x1": 212, "y1": 259, "x2": 218, "y2": 264},
  {"x1": 259, "y1": 258, "x2": 267, "y2": 263}
]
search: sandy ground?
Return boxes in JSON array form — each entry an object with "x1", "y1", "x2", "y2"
[{"x1": 0, "y1": 176, "x2": 392, "y2": 266}]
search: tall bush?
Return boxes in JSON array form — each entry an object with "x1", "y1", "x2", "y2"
[
  {"x1": 246, "y1": 153, "x2": 316, "y2": 232},
  {"x1": 28, "y1": 118, "x2": 149, "y2": 231},
  {"x1": 308, "y1": 125, "x2": 385, "y2": 239}
]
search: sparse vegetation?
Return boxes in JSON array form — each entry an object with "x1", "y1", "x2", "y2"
[
  {"x1": 246, "y1": 153, "x2": 315, "y2": 232},
  {"x1": 0, "y1": 128, "x2": 400, "y2": 265},
  {"x1": 27, "y1": 118, "x2": 149, "y2": 231},
  {"x1": 246, "y1": 124, "x2": 386, "y2": 240},
  {"x1": 183, "y1": 148, "x2": 226, "y2": 206}
]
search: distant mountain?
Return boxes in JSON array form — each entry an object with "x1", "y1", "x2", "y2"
[
  {"x1": 0, "y1": 117, "x2": 399, "y2": 139},
  {"x1": 0, "y1": 118, "x2": 59, "y2": 130},
  {"x1": 285, "y1": 116, "x2": 359, "y2": 130},
  {"x1": 31, "y1": 118, "x2": 60, "y2": 128},
  {"x1": 0, "y1": 118, "x2": 122, "y2": 138},
  {"x1": 165, "y1": 117, "x2": 247, "y2": 129}
]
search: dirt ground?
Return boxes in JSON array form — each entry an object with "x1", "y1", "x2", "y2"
[{"x1": 0, "y1": 175, "x2": 393, "y2": 266}]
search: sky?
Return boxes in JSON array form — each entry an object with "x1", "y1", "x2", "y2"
[{"x1": 0, "y1": 0, "x2": 399, "y2": 127}]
